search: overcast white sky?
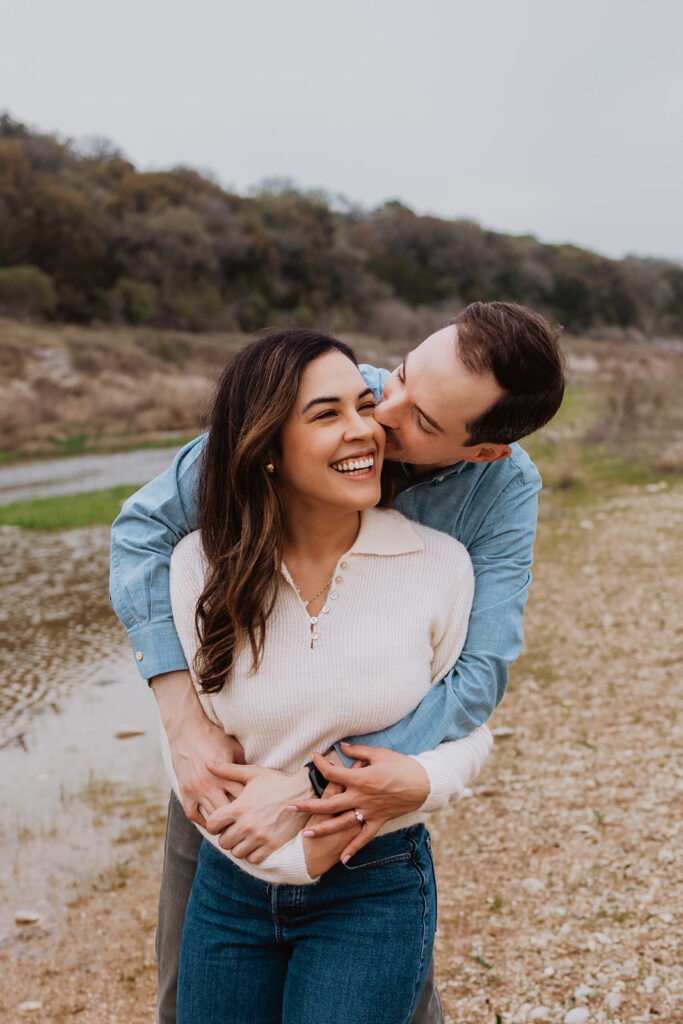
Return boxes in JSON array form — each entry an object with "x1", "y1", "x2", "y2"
[{"x1": 1, "y1": 0, "x2": 681, "y2": 262}]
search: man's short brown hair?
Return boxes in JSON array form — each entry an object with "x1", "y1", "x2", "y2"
[{"x1": 451, "y1": 301, "x2": 565, "y2": 444}]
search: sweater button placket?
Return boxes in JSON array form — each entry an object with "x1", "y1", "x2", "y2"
[{"x1": 312, "y1": 563, "x2": 346, "y2": 645}]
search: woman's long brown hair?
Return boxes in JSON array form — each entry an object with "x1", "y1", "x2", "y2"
[{"x1": 195, "y1": 329, "x2": 359, "y2": 693}]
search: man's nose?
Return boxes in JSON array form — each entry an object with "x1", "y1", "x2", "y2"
[{"x1": 373, "y1": 394, "x2": 402, "y2": 429}]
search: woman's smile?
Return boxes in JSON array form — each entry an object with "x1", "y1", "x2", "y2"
[{"x1": 330, "y1": 452, "x2": 377, "y2": 478}]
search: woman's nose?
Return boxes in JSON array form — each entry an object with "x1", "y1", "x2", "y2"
[{"x1": 345, "y1": 411, "x2": 375, "y2": 439}]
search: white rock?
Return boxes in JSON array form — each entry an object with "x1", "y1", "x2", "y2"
[
  {"x1": 14, "y1": 909, "x2": 42, "y2": 926},
  {"x1": 643, "y1": 975, "x2": 661, "y2": 993},
  {"x1": 604, "y1": 991, "x2": 622, "y2": 1011},
  {"x1": 18, "y1": 1003, "x2": 43, "y2": 1013},
  {"x1": 601, "y1": 612, "x2": 613, "y2": 628},
  {"x1": 492, "y1": 726, "x2": 515, "y2": 738},
  {"x1": 580, "y1": 519, "x2": 594, "y2": 529},
  {"x1": 574, "y1": 983, "x2": 596, "y2": 1000},
  {"x1": 529, "y1": 1007, "x2": 553, "y2": 1021},
  {"x1": 543, "y1": 966, "x2": 556, "y2": 977},
  {"x1": 564, "y1": 1009, "x2": 590, "y2": 1024},
  {"x1": 522, "y1": 877, "x2": 545, "y2": 895}
]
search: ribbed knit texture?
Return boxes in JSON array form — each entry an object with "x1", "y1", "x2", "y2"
[{"x1": 162, "y1": 508, "x2": 492, "y2": 884}]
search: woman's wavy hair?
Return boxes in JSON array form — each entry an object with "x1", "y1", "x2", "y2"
[{"x1": 195, "y1": 328, "x2": 360, "y2": 694}]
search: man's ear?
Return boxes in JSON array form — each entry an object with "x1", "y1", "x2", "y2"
[{"x1": 465, "y1": 443, "x2": 511, "y2": 464}]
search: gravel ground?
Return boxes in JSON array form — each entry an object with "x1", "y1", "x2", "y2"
[{"x1": 1, "y1": 482, "x2": 681, "y2": 1023}]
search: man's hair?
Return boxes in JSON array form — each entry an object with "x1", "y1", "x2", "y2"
[{"x1": 451, "y1": 301, "x2": 565, "y2": 445}]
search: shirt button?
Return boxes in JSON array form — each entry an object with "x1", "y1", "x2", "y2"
[
  {"x1": 334, "y1": 575, "x2": 343, "y2": 584},
  {"x1": 311, "y1": 632, "x2": 319, "y2": 641},
  {"x1": 340, "y1": 561, "x2": 349, "y2": 570},
  {"x1": 135, "y1": 651, "x2": 143, "y2": 661},
  {"x1": 329, "y1": 591, "x2": 338, "y2": 600},
  {"x1": 322, "y1": 605, "x2": 331, "y2": 614}
]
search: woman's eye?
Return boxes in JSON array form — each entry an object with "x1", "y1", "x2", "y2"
[
  {"x1": 359, "y1": 403, "x2": 376, "y2": 413},
  {"x1": 315, "y1": 410, "x2": 337, "y2": 420},
  {"x1": 397, "y1": 366, "x2": 405, "y2": 384},
  {"x1": 416, "y1": 414, "x2": 432, "y2": 435}
]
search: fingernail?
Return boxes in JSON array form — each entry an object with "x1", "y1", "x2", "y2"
[
  {"x1": 303, "y1": 830, "x2": 315, "y2": 838},
  {"x1": 286, "y1": 805, "x2": 299, "y2": 812},
  {"x1": 340, "y1": 740, "x2": 350, "y2": 746},
  {"x1": 341, "y1": 855, "x2": 350, "y2": 864}
]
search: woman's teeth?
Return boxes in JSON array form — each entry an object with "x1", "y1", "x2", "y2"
[{"x1": 331, "y1": 456, "x2": 374, "y2": 475}]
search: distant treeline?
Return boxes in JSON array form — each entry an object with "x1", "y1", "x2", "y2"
[{"x1": 1, "y1": 113, "x2": 682, "y2": 338}]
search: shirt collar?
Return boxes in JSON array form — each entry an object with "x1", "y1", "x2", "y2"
[
  {"x1": 394, "y1": 458, "x2": 472, "y2": 491},
  {"x1": 347, "y1": 508, "x2": 424, "y2": 556}
]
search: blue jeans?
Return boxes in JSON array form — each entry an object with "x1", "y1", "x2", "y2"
[{"x1": 177, "y1": 825, "x2": 437, "y2": 1024}]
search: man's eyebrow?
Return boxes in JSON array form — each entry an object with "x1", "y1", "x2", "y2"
[
  {"x1": 402, "y1": 352, "x2": 445, "y2": 433},
  {"x1": 302, "y1": 387, "x2": 374, "y2": 414}
]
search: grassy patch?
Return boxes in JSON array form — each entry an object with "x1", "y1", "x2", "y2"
[{"x1": 0, "y1": 484, "x2": 139, "y2": 529}]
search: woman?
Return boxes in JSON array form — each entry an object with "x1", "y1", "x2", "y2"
[{"x1": 162, "y1": 329, "x2": 492, "y2": 1024}]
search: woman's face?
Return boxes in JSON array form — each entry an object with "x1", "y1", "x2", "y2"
[{"x1": 276, "y1": 350, "x2": 385, "y2": 513}]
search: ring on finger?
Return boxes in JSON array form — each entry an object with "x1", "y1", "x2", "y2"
[{"x1": 354, "y1": 809, "x2": 364, "y2": 823}]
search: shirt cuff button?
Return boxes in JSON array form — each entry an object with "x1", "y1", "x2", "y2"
[{"x1": 135, "y1": 651, "x2": 144, "y2": 661}]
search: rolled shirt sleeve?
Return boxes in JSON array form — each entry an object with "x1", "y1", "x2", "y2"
[{"x1": 109, "y1": 434, "x2": 206, "y2": 680}]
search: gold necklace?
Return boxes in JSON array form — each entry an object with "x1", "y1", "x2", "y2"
[{"x1": 291, "y1": 574, "x2": 334, "y2": 608}]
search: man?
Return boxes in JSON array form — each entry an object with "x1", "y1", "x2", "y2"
[{"x1": 110, "y1": 301, "x2": 565, "y2": 1024}]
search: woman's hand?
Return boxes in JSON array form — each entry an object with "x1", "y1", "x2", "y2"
[
  {"x1": 288, "y1": 743, "x2": 431, "y2": 864},
  {"x1": 202, "y1": 761, "x2": 314, "y2": 864}
]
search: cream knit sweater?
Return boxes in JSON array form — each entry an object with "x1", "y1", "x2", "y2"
[{"x1": 162, "y1": 507, "x2": 493, "y2": 885}]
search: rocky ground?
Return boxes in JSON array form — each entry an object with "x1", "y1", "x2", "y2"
[{"x1": 1, "y1": 481, "x2": 681, "y2": 1023}]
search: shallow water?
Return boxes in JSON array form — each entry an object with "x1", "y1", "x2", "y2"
[{"x1": 0, "y1": 525, "x2": 167, "y2": 945}]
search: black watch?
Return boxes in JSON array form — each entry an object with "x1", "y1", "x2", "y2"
[{"x1": 305, "y1": 760, "x2": 329, "y2": 798}]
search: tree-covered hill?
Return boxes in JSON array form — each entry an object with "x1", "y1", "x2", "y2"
[{"x1": 1, "y1": 113, "x2": 681, "y2": 337}]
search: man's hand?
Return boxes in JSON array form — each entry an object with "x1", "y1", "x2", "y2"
[
  {"x1": 288, "y1": 742, "x2": 430, "y2": 863},
  {"x1": 302, "y1": 782, "x2": 362, "y2": 877},
  {"x1": 152, "y1": 670, "x2": 245, "y2": 826},
  {"x1": 202, "y1": 761, "x2": 314, "y2": 864}
]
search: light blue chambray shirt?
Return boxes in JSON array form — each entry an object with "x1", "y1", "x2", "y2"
[{"x1": 109, "y1": 365, "x2": 540, "y2": 757}]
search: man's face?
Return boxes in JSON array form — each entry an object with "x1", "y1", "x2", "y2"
[{"x1": 373, "y1": 325, "x2": 507, "y2": 472}]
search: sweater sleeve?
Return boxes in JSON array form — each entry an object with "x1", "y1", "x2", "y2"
[
  {"x1": 410, "y1": 534, "x2": 492, "y2": 809},
  {"x1": 411, "y1": 724, "x2": 493, "y2": 812}
]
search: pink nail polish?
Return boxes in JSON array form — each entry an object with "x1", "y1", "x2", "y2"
[
  {"x1": 286, "y1": 805, "x2": 298, "y2": 812},
  {"x1": 341, "y1": 855, "x2": 350, "y2": 864},
  {"x1": 303, "y1": 830, "x2": 315, "y2": 837}
]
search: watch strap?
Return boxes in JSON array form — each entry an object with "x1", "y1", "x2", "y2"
[{"x1": 305, "y1": 760, "x2": 329, "y2": 798}]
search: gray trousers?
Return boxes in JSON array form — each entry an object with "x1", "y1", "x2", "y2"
[{"x1": 157, "y1": 792, "x2": 444, "y2": 1024}]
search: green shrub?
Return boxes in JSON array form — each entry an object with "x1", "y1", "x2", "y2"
[
  {"x1": 116, "y1": 278, "x2": 159, "y2": 324},
  {"x1": 168, "y1": 284, "x2": 227, "y2": 331},
  {"x1": 0, "y1": 264, "x2": 57, "y2": 319}
]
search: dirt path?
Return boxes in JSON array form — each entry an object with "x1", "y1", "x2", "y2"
[{"x1": 1, "y1": 484, "x2": 681, "y2": 1023}]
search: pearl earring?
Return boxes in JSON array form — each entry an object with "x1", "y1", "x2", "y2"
[{"x1": 266, "y1": 462, "x2": 275, "y2": 474}]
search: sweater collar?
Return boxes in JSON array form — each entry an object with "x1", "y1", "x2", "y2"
[{"x1": 347, "y1": 508, "x2": 423, "y2": 557}]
